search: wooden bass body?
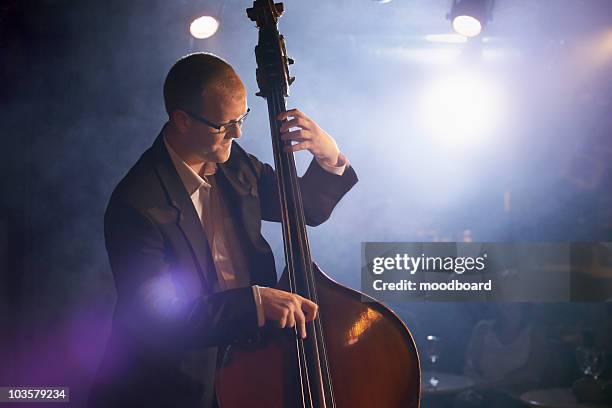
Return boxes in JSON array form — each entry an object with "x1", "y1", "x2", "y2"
[{"x1": 216, "y1": 263, "x2": 421, "y2": 408}]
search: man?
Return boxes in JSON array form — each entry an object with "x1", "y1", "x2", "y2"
[{"x1": 89, "y1": 53, "x2": 357, "y2": 407}]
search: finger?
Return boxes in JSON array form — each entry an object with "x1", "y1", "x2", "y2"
[
  {"x1": 284, "y1": 141, "x2": 311, "y2": 153},
  {"x1": 302, "y1": 298, "x2": 319, "y2": 321},
  {"x1": 294, "y1": 303, "x2": 307, "y2": 339},
  {"x1": 277, "y1": 108, "x2": 303, "y2": 121},
  {"x1": 279, "y1": 310, "x2": 288, "y2": 328},
  {"x1": 285, "y1": 304, "x2": 296, "y2": 328},
  {"x1": 280, "y1": 129, "x2": 309, "y2": 142},
  {"x1": 279, "y1": 117, "x2": 310, "y2": 133}
]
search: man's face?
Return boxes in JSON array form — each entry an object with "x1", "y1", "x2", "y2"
[{"x1": 183, "y1": 86, "x2": 248, "y2": 163}]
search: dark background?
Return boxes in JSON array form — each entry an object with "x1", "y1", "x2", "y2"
[{"x1": 2, "y1": 0, "x2": 611, "y2": 406}]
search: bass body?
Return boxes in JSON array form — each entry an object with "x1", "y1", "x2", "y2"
[{"x1": 217, "y1": 263, "x2": 420, "y2": 407}]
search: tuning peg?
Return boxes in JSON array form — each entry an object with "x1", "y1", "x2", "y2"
[
  {"x1": 275, "y1": 3, "x2": 284, "y2": 15},
  {"x1": 288, "y1": 77, "x2": 295, "y2": 85},
  {"x1": 287, "y1": 58, "x2": 294, "y2": 65}
]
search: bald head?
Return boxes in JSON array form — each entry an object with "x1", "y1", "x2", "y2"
[{"x1": 163, "y1": 53, "x2": 245, "y2": 118}]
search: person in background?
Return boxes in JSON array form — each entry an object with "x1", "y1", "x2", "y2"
[{"x1": 455, "y1": 303, "x2": 549, "y2": 408}]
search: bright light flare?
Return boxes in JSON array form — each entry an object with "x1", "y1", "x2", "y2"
[
  {"x1": 452, "y1": 15, "x2": 482, "y2": 37},
  {"x1": 579, "y1": 29, "x2": 612, "y2": 71},
  {"x1": 418, "y1": 72, "x2": 503, "y2": 147},
  {"x1": 190, "y1": 16, "x2": 219, "y2": 39}
]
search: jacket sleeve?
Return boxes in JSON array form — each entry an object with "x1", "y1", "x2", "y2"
[
  {"x1": 249, "y1": 155, "x2": 358, "y2": 226},
  {"x1": 104, "y1": 200, "x2": 259, "y2": 352}
]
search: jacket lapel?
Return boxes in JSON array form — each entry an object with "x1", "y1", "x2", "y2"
[
  {"x1": 150, "y1": 131, "x2": 218, "y2": 290},
  {"x1": 217, "y1": 146, "x2": 278, "y2": 288},
  {"x1": 217, "y1": 151, "x2": 262, "y2": 247}
]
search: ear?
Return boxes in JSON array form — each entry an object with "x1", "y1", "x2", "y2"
[{"x1": 170, "y1": 109, "x2": 191, "y2": 134}]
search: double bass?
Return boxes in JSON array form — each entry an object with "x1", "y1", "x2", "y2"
[{"x1": 216, "y1": 1, "x2": 420, "y2": 406}]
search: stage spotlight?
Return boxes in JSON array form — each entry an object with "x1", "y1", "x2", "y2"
[
  {"x1": 453, "y1": 15, "x2": 482, "y2": 37},
  {"x1": 448, "y1": 0, "x2": 491, "y2": 38},
  {"x1": 190, "y1": 16, "x2": 219, "y2": 39}
]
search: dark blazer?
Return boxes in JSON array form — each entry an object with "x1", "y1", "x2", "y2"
[{"x1": 89, "y1": 130, "x2": 358, "y2": 408}]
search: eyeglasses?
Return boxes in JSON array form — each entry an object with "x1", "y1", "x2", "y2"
[{"x1": 183, "y1": 108, "x2": 250, "y2": 134}]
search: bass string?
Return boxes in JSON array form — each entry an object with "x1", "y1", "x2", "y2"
[
  {"x1": 269, "y1": 89, "x2": 312, "y2": 408},
  {"x1": 271, "y1": 86, "x2": 336, "y2": 407},
  {"x1": 273, "y1": 85, "x2": 336, "y2": 406}
]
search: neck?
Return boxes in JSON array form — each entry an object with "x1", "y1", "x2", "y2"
[{"x1": 164, "y1": 122, "x2": 207, "y2": 175}]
